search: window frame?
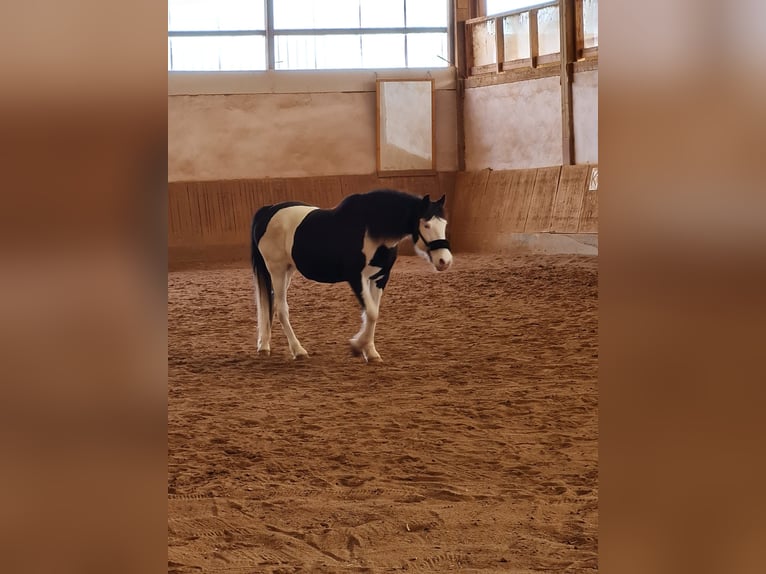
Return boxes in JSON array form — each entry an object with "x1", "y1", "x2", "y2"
[
  {"x1": 168, "y1": 0, "x2": 453, "y2": 72},
  {"x1": 464, "y1": 0, "x2": 597, "y2": 78}
]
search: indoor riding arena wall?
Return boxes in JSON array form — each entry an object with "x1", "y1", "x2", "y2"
[
  {"x1": 168, "y1": 67, "x2": 597, "y2": 267},
  {"x1": 168, "y1": 164, "x2": 597, "y2": 268}
]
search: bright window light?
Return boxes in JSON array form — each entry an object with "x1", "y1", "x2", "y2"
[
  {"x1": 169, "y1": 36, "x2": 266, "y2": 71},
  {"x1": 362, "y1": 35, "x2": 406, "y2": 68},
  {"x1": 168, "y1": 0, "x2": 450, "y2": 71},
  {"x1": 168, "y1": 0, "x2": 265, "y2": 31},
  {"x1": 486, "y1": 1, "x2": 542, "y2": 16},
  {"x1": 274, "y1": 0, "x2": 361, "y2": 30},
  {"x1": 360, "y1": 0, "x2": 405, "y2": 28},
  {"x1": 407, "y1": 33, "x2": 449, "y2": 67}
]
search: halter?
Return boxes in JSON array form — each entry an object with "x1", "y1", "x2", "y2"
[{"x1": 415, "y1": 228, "x2": 451, "y2": 256}]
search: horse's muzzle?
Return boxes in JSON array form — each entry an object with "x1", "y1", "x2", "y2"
[{"x1": 433, "y1": 251, "x2": 453, "y2": 271}]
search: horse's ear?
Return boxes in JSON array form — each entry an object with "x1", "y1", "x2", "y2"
[
  {"x1": 421, "y1": 195, "x2": 430, "y2": 213},
  {"x1": 436, "y1": 194, "x2": 446, "y2": 206}
]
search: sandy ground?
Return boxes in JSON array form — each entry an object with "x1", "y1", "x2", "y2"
[{"x1": 168, "y1": 254, "x2": 598, "y2": 573}]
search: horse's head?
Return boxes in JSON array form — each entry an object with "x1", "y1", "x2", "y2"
[{"x1": 414, "y1": 194, "x2": 453, "y2": 272}]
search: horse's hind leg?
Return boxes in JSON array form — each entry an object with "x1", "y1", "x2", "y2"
[
  {"x1": 272, "y1": 266, "x2": 308, "y2": 359},
  {"x1": 254, "y1": 275, "x2": 272, "y2": 356}
]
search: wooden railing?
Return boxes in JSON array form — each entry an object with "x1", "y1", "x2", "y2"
[{"x1": 465, "y1": 0, "x2": 597, "y2": 77}]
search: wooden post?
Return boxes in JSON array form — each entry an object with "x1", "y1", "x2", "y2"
[
  {"x1": 456, "y1": 4, "x2": 469, "y2": 172},
  {"x1": 464, "y1": 22, "x2": 474, "y2": 77},
  {"x1": 529, "y1": 9, "x2": 539, "y2": 69},
  {"x1": 559, "y1": 0, "x2": 576, "y2": 165},
  {"x1": 495, "y1": 17, "x2": 505, "y2": 72},
  {"x1": 574, "y1": 0, "x2": 585, "y2": 60},
  {"x1": 471, "y1": 0, "x2": 485, "y2": 19}
]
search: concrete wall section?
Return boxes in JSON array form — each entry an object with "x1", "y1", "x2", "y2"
[
  {"x1": 463, "y1": 76, "x2": 563, "y2": 171},
  {"x1": 573, "y1": 70, "x2": 598, "y2": 164},
  {"x1": 169, "y1": 92, "x2": 376, "y2": 181},
  {"x1": 168, "y1": 79, "x2": 458, "y2": 182}
]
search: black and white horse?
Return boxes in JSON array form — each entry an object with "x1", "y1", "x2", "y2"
[{"x1": 250, "y1": 189, "x2": 453, "y2": 362}]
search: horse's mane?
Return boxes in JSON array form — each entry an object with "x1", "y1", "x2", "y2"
[{"x1": 334, "y1": 189, "x2": 424, "y2": 240}]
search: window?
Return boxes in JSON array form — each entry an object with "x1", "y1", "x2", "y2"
[
  {"x1": 582, "y1": 0, "x2": 598, "y2": 48},
  {"x1": 168, "y1": 0, "x2": 450, "y2": 71},
  {"x1": 468, "y1": 1, "x2": 597, "y2": 77},
  {"x1": 487, "y1": 1, "x2": 598, "y2": 50},
  {"x1": 168, "y1": 0, "x2": 267, "y2": 71},
  {"x1": 486, "y1": 0, "x2": 540, "y2": 16},
  {"x1": 537, "y1": 5, "x2": 560, "y2": 56}
]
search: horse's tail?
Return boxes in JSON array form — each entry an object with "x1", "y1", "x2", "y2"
[{"x1": 251, "y1": 206, "x2": 274, "y2": 329}]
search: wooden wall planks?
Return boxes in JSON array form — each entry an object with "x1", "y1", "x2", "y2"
[
  {"x1": 448, "y1": 164, "x2": 596, "y2": 253},
  {"x1": 578, "y1": 165, "x2": 599, "y2": 233},
  {"x1": 525, "y1": 166, "x2": 562, "y2": 232},
  {"x1": 549, "y1": 164, "x2": 589, "y2": 233},
  {"x1": 447, "y1": 169, "x2": 490, "y2": 251},
  {"x1": 485, "y1": 170, "x2": 514, "y2": 232},
  {"x1": 504, "y1": 168, "x2": 538, "y2": 232}
]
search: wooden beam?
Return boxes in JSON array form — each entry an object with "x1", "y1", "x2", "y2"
[
  {"x1": 465, "y1": 61, "x2": 560, "y2": 88},
  {"x1": 495, "y1": 17, "x2": 505, "y2": 73},
  {"x1": 456, "y1": 19, "x2": 468, "y2": 171},
  {"x1": 456, "y1": 0, "x2": 470, "y2": 22},
  {"x1": 574, "y1": 0, "x2": 585, "y2": 60},
  {"x1": 471, "y1": 0, "x2": 485, "y2": 19},
  {"x1": 573, "y1": 56, "x2": 598, "y2": 73},
  {"x1": 466, "y1": 1, "x2": 558, "y2": 24},
  {"x1": 559, "y1": 0, "x2": 576, "y2": 165},
  {"x1": 464, "y1": 22, "x2": 475, "y2": 75},
  {"x1": 529, "y1": 9, "x2": 539, "y2": 69}
]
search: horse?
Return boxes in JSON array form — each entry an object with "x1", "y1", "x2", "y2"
[{"x1": 250, "y1": 189, "x2": 453, "y2": 362}]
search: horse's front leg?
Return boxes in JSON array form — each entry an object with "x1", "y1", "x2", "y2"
[{"x1": 350, "y1": 275, "x2": 384, "y2": 363}]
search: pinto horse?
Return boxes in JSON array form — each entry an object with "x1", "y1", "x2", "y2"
[{"x1": 250, "y1": 189, "x2": 453, "y2": 362}]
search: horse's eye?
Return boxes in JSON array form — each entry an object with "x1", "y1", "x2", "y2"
[{"x1": 424, "y1": 223, "x2": 431, "y2": 229}]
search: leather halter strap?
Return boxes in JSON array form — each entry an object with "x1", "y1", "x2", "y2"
[{"x1": 417, "y1": 230, "x2": 451, "y2": 253}]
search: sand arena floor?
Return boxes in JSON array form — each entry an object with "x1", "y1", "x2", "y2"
[{"x1": 168, "y1": 254, "x2": 598, "y2": 573}]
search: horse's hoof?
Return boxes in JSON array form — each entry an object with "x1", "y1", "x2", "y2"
[
  {"x1": 366, "y1": 355, "x2": 383, "y2": 364},
  {"x1": 349, "y1": 340, "x2": 363, "y2": 357},
  {"x1": 294, "y1": 352, "x2": 309, "y2": 360},
  {"x1": 257, "y1": 349, "x2": 271, "y2": 357}
]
